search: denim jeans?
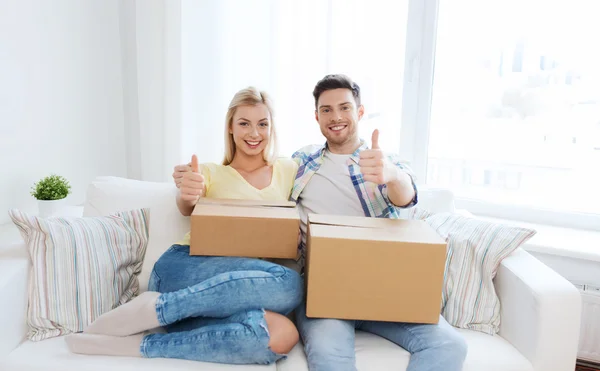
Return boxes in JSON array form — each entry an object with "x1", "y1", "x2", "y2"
[
  {"x1": 296, "y1": 302, "x2": 468, "y2": 371},
  {"x1": 141, "y1": 244, "x2": 304, "y2": 365}
]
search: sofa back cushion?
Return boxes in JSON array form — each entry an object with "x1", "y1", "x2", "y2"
[
  {"x1": 83, "y1": 177, "x2": 189, "y2": 292},
  {"x1": 413, "y1": 187, "x2": 455, "y2": 214}
]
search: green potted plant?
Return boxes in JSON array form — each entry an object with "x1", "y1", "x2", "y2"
[{"x1": 31, "y1": 174, "x2": 72, "y2": 217}]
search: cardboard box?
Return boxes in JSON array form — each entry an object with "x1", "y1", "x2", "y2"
[
  {"x1": 305, "y1": 214, "x2": 447, "y2": 324},
  {"x1": 190, "y1": 198, "x2": 300, "y2": 259}
]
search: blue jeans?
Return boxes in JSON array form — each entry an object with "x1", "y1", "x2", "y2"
[
  {"x1": 296, "y1": 302, "x2": 467, "y2": 371},
  {"x1": 141, "y1": 244, "x2": 304, "y2": 365}
]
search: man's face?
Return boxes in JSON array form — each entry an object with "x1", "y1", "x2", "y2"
[{"x1": 315, "y1": 88, "x2": 364, "y2": 153}]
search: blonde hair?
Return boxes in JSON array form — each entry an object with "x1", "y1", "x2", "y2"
[{"x1": 223, "y1": 87, "x2": 278, "y2": 166}]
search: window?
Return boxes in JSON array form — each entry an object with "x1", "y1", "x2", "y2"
[
  {"x1": 422, "y1": 0, "x2": 600, "y2": 228},
  {"x1": 180, "y1": 0, "x2": 600, "y2": 230},
  {"x1": 182, "y1": 0, "x2": 410, "y2": 157},
  {"x1": 270, "y1": 0, "x2": 410, "y2": 156}
]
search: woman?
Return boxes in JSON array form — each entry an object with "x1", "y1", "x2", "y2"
[{"x1": 67, "y1": 87, "x2": 303, "y2": 365}]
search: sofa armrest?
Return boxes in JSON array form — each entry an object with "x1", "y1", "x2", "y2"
[
  {"x1": 0, "y1": 242, "x2": 30, "y2": 358},
  {"x1": 495, "y1": 248, "x2": 581, "y2": 371}
]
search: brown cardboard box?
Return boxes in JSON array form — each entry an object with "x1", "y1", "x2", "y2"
[
  {"x1": 305, "y1": 214, "x2": 447, "y2": 324},
  {"x1": 190, "y1": 198, "x2": 300, "y2": 259}
]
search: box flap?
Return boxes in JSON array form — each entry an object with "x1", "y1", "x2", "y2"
[
  {"x1": 192, "y1": 203, "x2": 299, "y2": 219},
  {"x1": 308, "y1": 214, "x2": 445, "y2": 245},
  {"x1": 196, "y1": 198, "x2": 296, "y2": 208},
  {"x1": 309, "y1": 214, "x2": 405, "y2": 228}
]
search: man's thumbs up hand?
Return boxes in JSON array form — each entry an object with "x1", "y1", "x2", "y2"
[
  {"x1": 359, "y1": 129, "x2": 398, "y2": 185},
  {"x1": 371, "y1": 129, "x2": 380, "y2": 150}
]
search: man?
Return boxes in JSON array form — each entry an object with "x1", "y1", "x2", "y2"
[
  {"x1": 289, "y1": 74, "x2": 466, "y2": 370},
  {"x1": 174, "y1": 74, "x2": 467, "y2": 370}
]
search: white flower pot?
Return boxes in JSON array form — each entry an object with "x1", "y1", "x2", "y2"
[{"x1": 38, "y1": 198, "x2": 67, "y2": 218}]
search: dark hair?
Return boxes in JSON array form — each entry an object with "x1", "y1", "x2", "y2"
[{"x1": 313, "y1": 74, "x2": 361, "y2": 109}]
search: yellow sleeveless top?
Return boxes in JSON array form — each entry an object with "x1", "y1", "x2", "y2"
[{"x1": 176, "y1": 157, "x2": 298, "y2": 245}]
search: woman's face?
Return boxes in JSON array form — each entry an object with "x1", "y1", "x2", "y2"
[{"x1": 230, "y1": 103, "x2": 271, "y2": 158}]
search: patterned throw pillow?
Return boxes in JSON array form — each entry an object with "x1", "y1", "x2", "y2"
[
  {"x1": 8, "y1": 208, "x2": 149, "y2": 341},
  {"x1": 410, "y1": 207, "x2": 536, "y2": 334}
]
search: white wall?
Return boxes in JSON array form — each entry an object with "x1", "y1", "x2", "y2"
[{"x1": 0, "y1": 0, "x2": 127, "y2": 224}]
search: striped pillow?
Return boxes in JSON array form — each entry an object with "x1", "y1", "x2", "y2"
[
  {"x1": 8, "y1": 208, "x2": 149, "y2": 341},
  {"x1": 410, "y1": 208, "x2": 536, "y2": 334}
]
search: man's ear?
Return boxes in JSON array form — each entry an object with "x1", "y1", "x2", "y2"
[
  {"x1": 357, "y1": 105, "x2": 365, "y2": 120},
  {"x1": 314, "y1": 110, "x2": 319, "y2": 122}
]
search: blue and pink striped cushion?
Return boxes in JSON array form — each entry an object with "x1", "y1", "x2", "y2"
[
  {"x1": 8, "y1": 208, "x2": 150, "y2": 341},
  {"x1": 410, "y1": 208, "x2": 536, "y2": 334}
]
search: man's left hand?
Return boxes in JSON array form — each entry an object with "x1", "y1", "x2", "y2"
[{"x1": 359, "y1": 129, "x2": 401, "y2": 185}]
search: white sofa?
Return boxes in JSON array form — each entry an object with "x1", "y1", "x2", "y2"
[{"x1": 0, "y1": 176, "x2": 582, "y2": 371}]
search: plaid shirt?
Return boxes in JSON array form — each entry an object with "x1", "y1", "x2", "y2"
[
  {"x1": 290, "y1": 141, "x2": 418, "y2": 218},
  {"x1": 290, "y1": 141, "x2": 418, "y2": 270}
]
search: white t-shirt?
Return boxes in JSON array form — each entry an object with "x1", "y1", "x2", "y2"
[{"x1": 297, "y1": 150, "x2": 365, "y2": 245}]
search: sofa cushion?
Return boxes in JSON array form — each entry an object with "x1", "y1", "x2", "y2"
[
  {"x1": 8, "y1": 209, "x2": 149, "y2": 341},
  {"x1": 83, "y1": 176, "x2": 190, "y2": 292},
  {"x1": 1, "y1": 329, "x2": 533, "y2": 371},
  {"x1": 410, "y1": 208, "x2": 536, "y2": 334},
  {"x1": 0, "y1": 336, "x2": 276, "y2": 371},
  {"x1": 413, "y1": 187, "x2": 456, "y2": 214},
  {"x1": 0, "y1": 244, "x2": 29, "y2": 359},
  {"x1": 278, "y1": 329, "x2": 533, "y2": 371}
]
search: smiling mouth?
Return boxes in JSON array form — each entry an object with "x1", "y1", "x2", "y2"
[
  {"x1": 328, "y1": 125, "x2": 347, "y2": 132},
  {"x1": 245, "y1": 140, "x2": 262, "y2": 147}
]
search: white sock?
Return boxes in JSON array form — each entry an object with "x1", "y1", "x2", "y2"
[
  {"x1": 85, "y1": 291, "x2": 161, "y2": 336},
  {"x1": 65, "y1": 333, "x2": 144, "y2": 357}
]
